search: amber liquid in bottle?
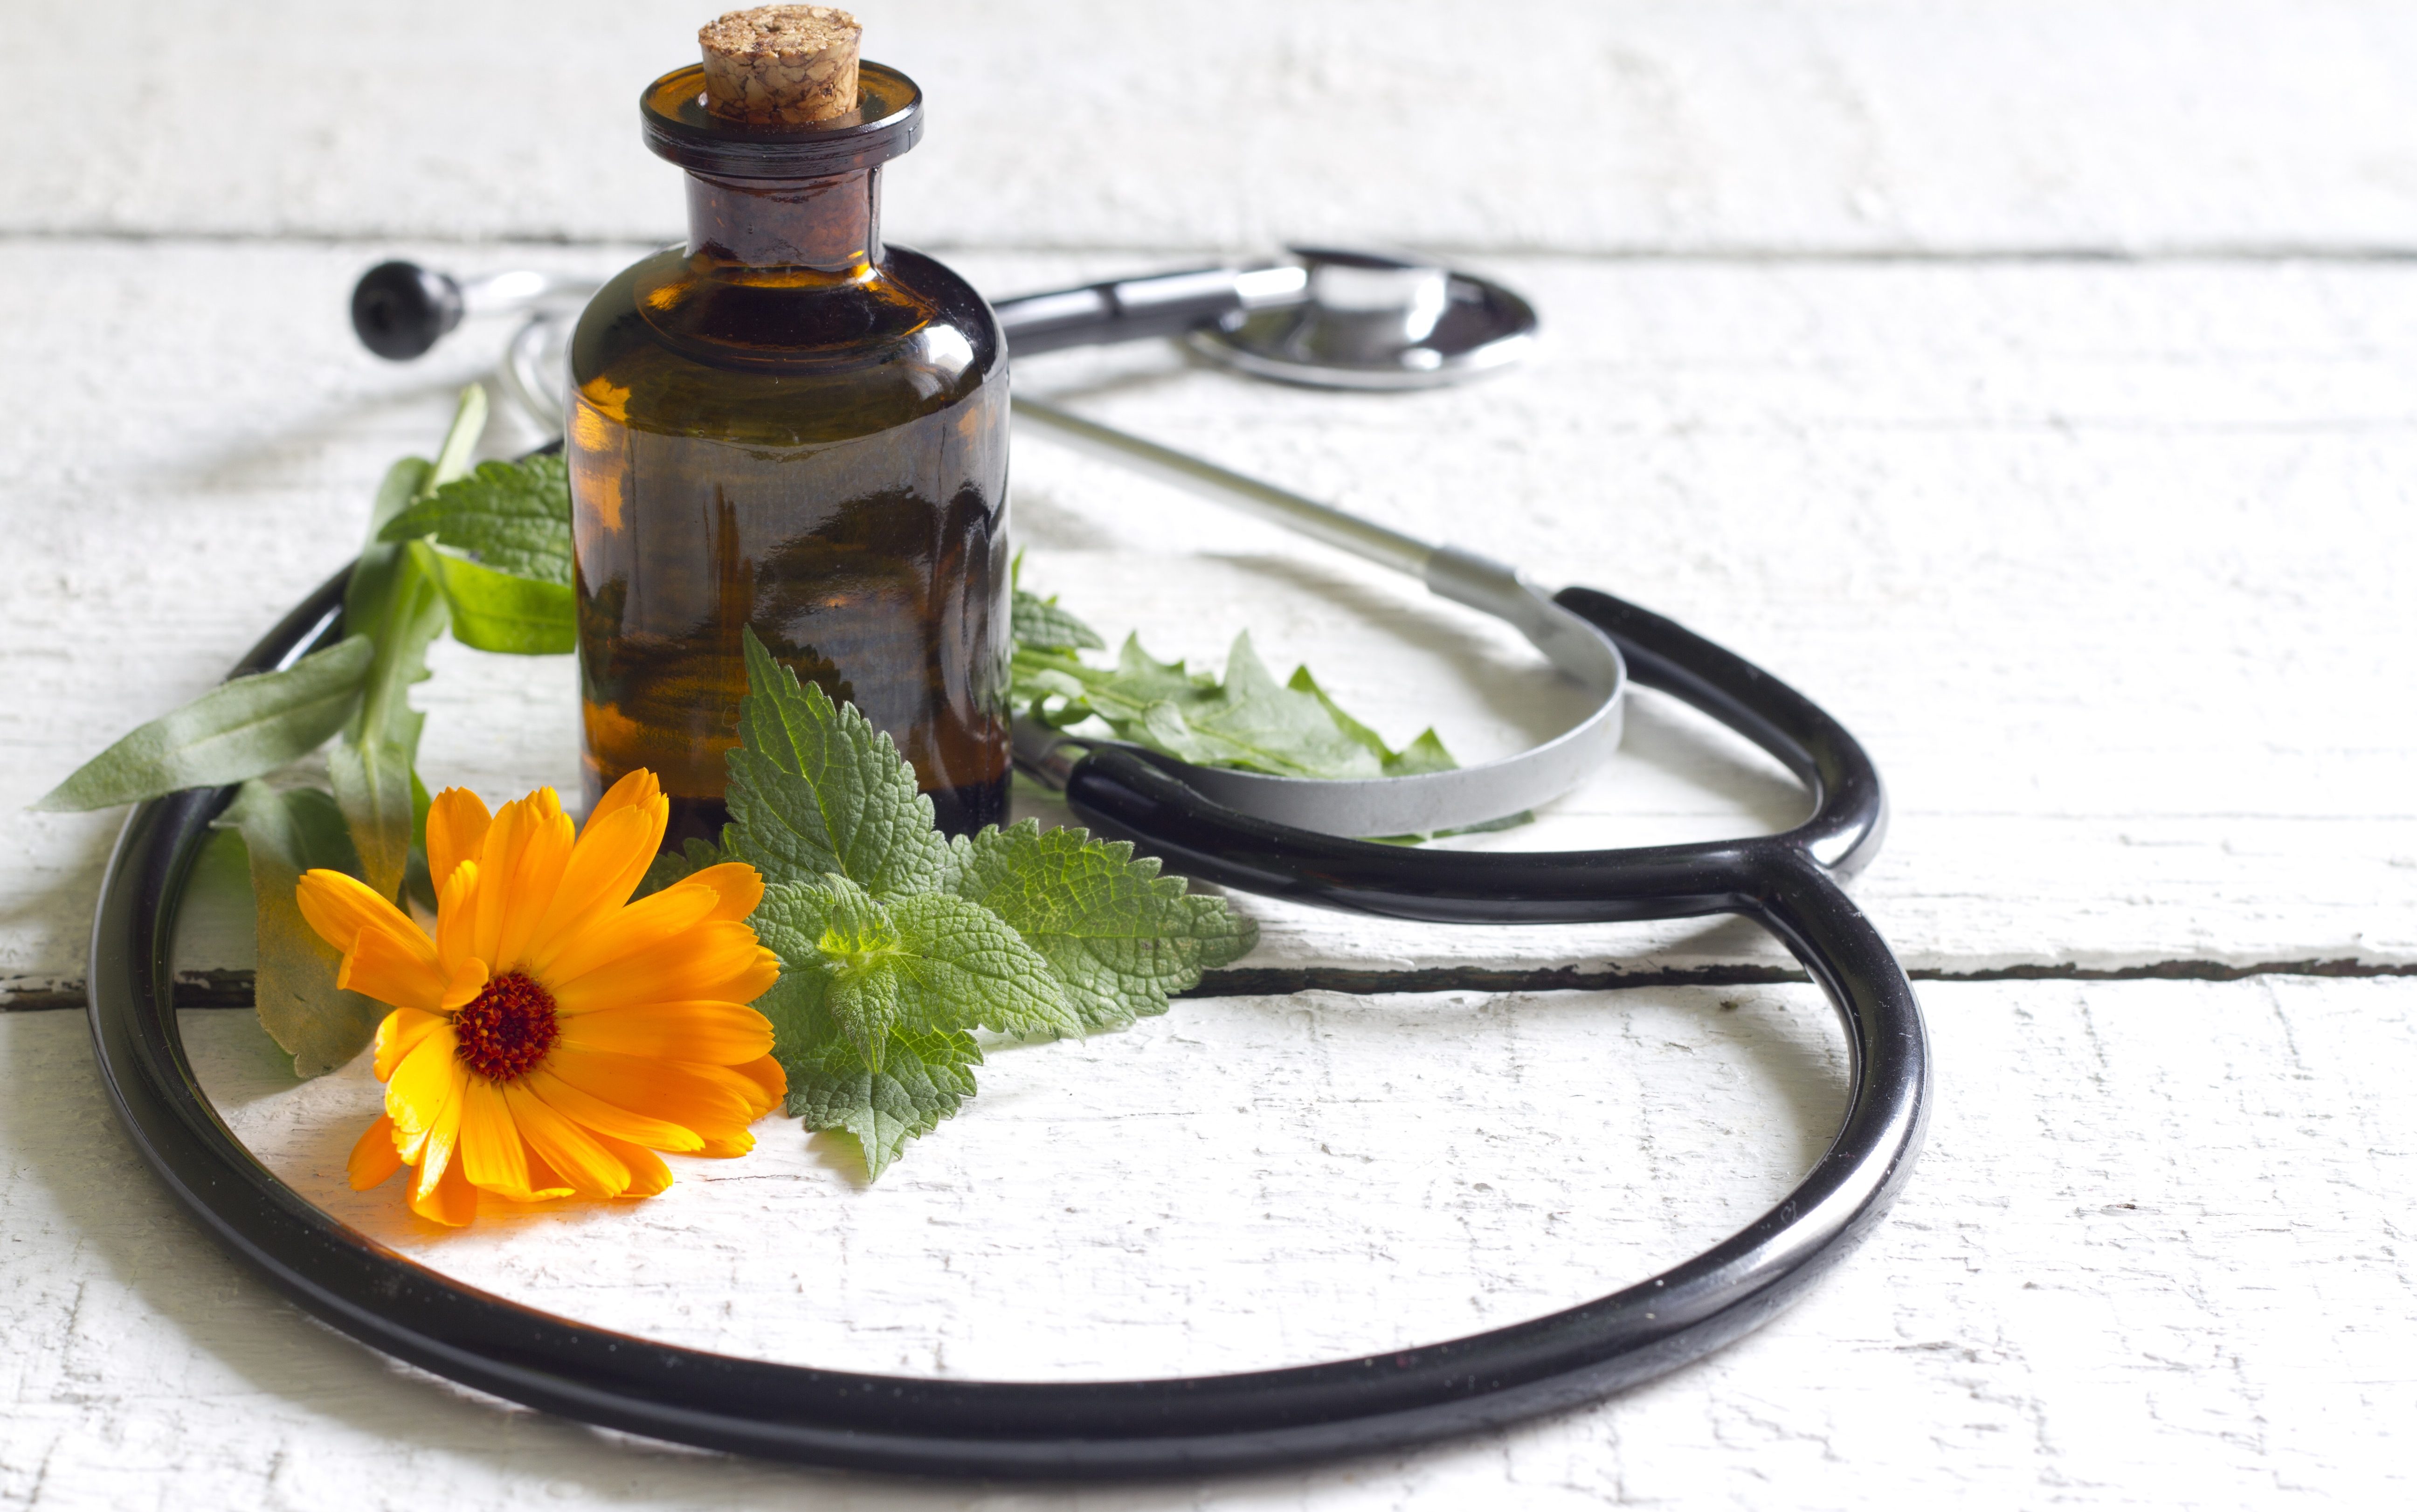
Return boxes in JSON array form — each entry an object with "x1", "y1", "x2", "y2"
[{"x1": 568, "y1": 66, "x2": 1009, "y2": 847}]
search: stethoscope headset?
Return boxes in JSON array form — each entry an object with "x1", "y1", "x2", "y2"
[{"x1": 87, "y1": 235, "x2": 1928, "y2": 1478}]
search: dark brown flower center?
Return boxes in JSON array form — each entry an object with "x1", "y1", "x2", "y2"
[{"x1": 453, "y1": 970, "x2": 560, "y2": 1084}]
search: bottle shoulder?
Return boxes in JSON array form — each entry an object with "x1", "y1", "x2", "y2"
[{"x1": 570, "y1": 245, "x2": 1006, "y2": 446}]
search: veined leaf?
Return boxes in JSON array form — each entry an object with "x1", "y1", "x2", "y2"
[
  {"x1": 380, "y1": 453, "x2": 573, "y2": 586},
  {"x1": 752, "y1": 875, "x2": 1074, "y2": 1070},
  {"x1": 761, "y1": 963, "x2": 981, "y2": 1182},
  {"x1": 945, "y1": 819, "x2": 1257, "y2": 1031},
  {"x1": 214, "y1": 781, "x2": 384, "y2": 1077},
  {"x1": 409, "y1": 540, "x2": 575, "y2": 655},
  {"x1": 724, "y1": 628, "x2": 948, "y2": 897},
  {"x1": 35, "y1": 637, "x2": 373, "y2": 812}
]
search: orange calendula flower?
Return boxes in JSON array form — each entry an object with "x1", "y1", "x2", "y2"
[{"x1": 297, "y1": 770, "x2": 785, "y2": 1227}]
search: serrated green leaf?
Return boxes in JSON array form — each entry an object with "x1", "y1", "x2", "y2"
[
  {"x1": 409, "y1": 539, "x2": 576, "y2": 654},
  {"x1": 380, "y1": 454, "x2": 573, "y2": 586},
  {"x1": 752, "y1": 876, "x2": 1074, "y2": 1067},
  {"x1": 724, "y1": 627, "x2": 948, "y2": 895},
  {"x1": 945, "y1": 819, "x2": 1258, "y2": 1030},
  {"x1": 770, "y1": 979, "x2": 981, "y2": 1182},
  {"x1": 1009, "y1": 611, "x2": 1458, "y2": 782},
  {"x1": 1011, "y1": 587, "x2": 1105, "y2": 652},
  {"x1": 214, "y1": 781, "x2": 384, "y2": 1077},
  {"x1": 35, "y1": 636, "x2": 374, "y2": 812}
]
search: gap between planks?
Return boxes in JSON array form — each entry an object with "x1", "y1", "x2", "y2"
[{"x1": 7, "y1": 956, "x2": 2416, "y2": 1012}]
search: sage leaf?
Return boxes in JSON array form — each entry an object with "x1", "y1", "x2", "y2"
[
  {"x1": 331, "y1": 558, "x2": 445, "y2": 901},
  {"x1": 214, "y1": 780, "x2": 384, "y2": 1077},
  {"x1": 34, "y1": 637, "x2": 373, "y2": 812}
]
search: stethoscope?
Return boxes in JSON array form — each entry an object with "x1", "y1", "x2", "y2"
[{"x1": 87, "y1": 248, "x2": 1928, "y2": 1478}]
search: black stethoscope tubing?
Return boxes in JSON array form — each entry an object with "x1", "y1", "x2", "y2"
[{"x1": 84, "y1": 549, "x2": 1929, "y2": 1477}]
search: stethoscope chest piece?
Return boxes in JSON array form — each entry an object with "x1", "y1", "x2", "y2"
[{"x1": 1188, "y1": 247, "x2": 1538, "y2": 390}]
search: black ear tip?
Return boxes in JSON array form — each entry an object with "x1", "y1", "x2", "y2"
[{"x1": 351, "y1": 261, "x2": 464, "y2": 360}]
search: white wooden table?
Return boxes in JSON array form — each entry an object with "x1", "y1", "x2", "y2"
[{"x1": 5, "y1": 2, "x2": 2414, "y2": 1506}]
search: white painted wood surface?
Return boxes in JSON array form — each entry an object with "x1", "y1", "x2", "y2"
[
  {"x1": 9, "y1": 0, "x2": 2417, "y2": 254},
  {"x1": 5, "y1": 977, "x2": 2411, "y2": 1507},
  {"x1": 4, "y1": 0, "x2": 2415, "y2": 1505}
]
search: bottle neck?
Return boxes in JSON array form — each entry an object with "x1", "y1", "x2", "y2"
[{"x1": 684, "y1": 167, "x2": 882, "y2": 273}]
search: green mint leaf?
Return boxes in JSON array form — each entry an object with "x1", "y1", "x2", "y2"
[
  {"x1": 1011, "y1": 587, "x2": 1105, "y2": 652},
  {"x1": 35, "y1": 636, "x2": 373, "y2": 812},
  {"x1": 1007, "y1": 585, "x2": 1459, "y2": 780},
  {"x1": 634, "y1": 836, "x2": 727, "y2": 901},
  {"x1": 214, "y1": 780, "x2": 384, "y2": 1077},
  {"x1": 764, "y1": 965, "x2": 980, "y2": 1181},
  {"x1": 1081, "y1": 632, "x2": 1384, "y2": 778},
  {"x1": 380, "y1": 454, "x2": 573, "y2": 587},
  {"x1": 1286, "y1": 664, "x2": 1456, "y2": 776},
  {"x1": 408, "y1": 539, "x2": 576, "y2": 655},
  {"x1": 945, "y1": 819, "x2": 1258, "y2": 1030},
  {"x1": 724, "y1": 627, "x2": 947, "y2": 895},
  {"x1": 752, "y1": 876, "x2": 1075, "y2": 1068}
]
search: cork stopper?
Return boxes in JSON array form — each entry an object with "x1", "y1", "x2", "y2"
[{"x1": 698, "y1": 6, "x2": 863, "y2": 127}]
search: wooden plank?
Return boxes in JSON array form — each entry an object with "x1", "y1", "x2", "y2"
[
  {"x1": 4, "y1": 976, "x2": 2408, "y2": 1503},
  {"x1": 5, "y1": 1, "x2": 2417, "y2": 253},
  {"x1": 7, "y1": 241, "x2": 2413, "y2": 998}
]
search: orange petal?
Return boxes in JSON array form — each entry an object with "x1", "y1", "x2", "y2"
[
  {"x1": 475, "y1": 788, "x2": 575, "y2": 971},
  {"x1": 373, "y1": 1008, "x2": 445, "y2": 1082},
  {"x1": 347, "y1": 1114, "x2": 403, "y2": 1189},
  {"x1": 533, "y1": 881, "x2": 720, "y2": 987},
  {"x1": 549, "y1": 925, "x2": 779, "y2": 1015},
  {"x1": 408, "y1": 1145, "x2": 479, "y2": 1226},
  {"x1": 730, "y1": 1054, "x2": 788, "y2": 1113},
  {"x1": 583, "y1": 768, "x2": 664, "y2": 837},
  {"x1": 520, "y1": 1146, "x2": 578, "y2": 1203},
  {"x1": 694, "y1": 1130, "x2": 756, "y2": 1159},
  {"x1": 297, "y1": 869, "x2": 434, "y2": 966},
  {"x1": 344, "y1": 923, "x2": 455, "y2": 1014},
  {"x1": 503, "y1": 1082, "x2": 631, "y2": 1199},
  {"x1": 588, "y1": 1130, "x2": 673, "y2": 1198},
  {"x1": 424, "y1": 787, "x2": 493, "y2": 895},
  {"x1": 542, "y1": 1046, "x2": 762, "y2": 1126},
  {"x1": 523, "y1": 1065, "x2": 707, "y2": 1153},
  {"x1": 440, "y1": 957, "x2": 489, "y2": 1013},
  {"x1": 434, "y1": 859, "x2": 480, "y2": 978},
  {"x1": 407, "y1": 1081, "x2": 466, "y2": 1206},
  {"x1": 523, "y1": 803, "x2": 664, "y2": 965},
  {"x1": 684, "y1": 862, "x2": 765, "y2": 924},
  {"x1": 459, "y1": 1078, "x2": 568, "y2": 1203},
  {"x1": 388, "y1": 1029, "x2": 462, "y2": 1139},
  {"x1": 556, "y1": 1001, "x2": 775, "y2": 1064}
]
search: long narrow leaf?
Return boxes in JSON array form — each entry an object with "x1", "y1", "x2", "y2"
[
  {"x1": 332, "y1": 561, "x2": 445, "y2": 901},
  {"x1": 35, "y1": 637, "x2": 373, "y2": 812}
]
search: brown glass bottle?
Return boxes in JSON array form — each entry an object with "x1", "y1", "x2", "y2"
[{"x1": 568, "y1": 63, "x2": 1009, "y2": 847}]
